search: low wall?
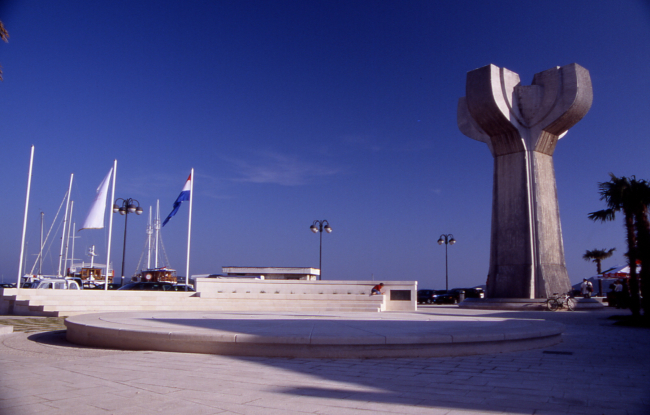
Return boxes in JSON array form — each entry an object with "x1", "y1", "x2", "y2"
[{"x1": 195, "y1": 279, "x2": 417, "y2": 311}]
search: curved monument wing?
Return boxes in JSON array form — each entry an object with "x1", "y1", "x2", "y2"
[{"x1": 539, "y1": 63, "x2": 593, "y2": 137}]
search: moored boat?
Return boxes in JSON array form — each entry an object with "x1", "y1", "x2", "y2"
[{"x1": 131, "y1": 201, "x2": 177, "y2": 284}]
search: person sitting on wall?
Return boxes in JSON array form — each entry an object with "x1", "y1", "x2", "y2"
[
  {"x1": 370, "y1": 283, "x2": 384, "y2": 296},
  {"x1": 581, "y1": 278, "x2": 594, "y2": 298}
]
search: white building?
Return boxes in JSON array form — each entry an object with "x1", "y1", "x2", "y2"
[{"x1": 221, "y1": 267, "x2": 319, "y2": 280}]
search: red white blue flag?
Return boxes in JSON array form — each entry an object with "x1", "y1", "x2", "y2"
[{"x1": 163, "y1": 173, "x2": 191, "y2": 226}]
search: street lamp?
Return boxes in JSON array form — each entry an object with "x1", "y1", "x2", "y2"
[
  {"x1": 437, "y1": 234, "x2": 456, "y2": 291},
  {"x1": 113, "y1": 198, "x2": 143, "y2": 286},
  {"x1": 310, "y1": 220, "x2": 332, "y2": 280}
]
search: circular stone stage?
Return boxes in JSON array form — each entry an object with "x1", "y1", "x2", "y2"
[{"x1": 65, "y1": 311, "x2": 564, "y2": 359}]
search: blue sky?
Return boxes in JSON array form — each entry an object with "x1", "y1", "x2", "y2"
[{"x1": 1, "y1": 1, "x2": 649, "y2": 289}]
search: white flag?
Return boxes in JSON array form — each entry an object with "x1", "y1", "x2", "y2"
[{"x1": 79, "y1": 167, "x2": 113, "y2": 230}]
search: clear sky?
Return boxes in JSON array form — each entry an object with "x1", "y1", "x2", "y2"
[{"x1": 1, "y1": 1, "x2": 649, "y2": 289}]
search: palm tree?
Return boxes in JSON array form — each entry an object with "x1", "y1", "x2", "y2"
[
  {"x1": 589, "y1": 174, "x2": 641, "y2": 316},
  {"x1": 0, "y1": 20, "x2": 8, "y2": 81},
  {"x1": 629, "y1": 177, "x2": 650, "y2": 316},
  {"x1": 583, "y1": 248, "x2": 616, "y2": 275}
]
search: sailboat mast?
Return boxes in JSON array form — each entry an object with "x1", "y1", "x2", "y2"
[
  {"x1": 63, "y1": 201, "x2": 74, "y2": 276},
  {"x1": 58, "y1": 174, "x2": 74, "y2": 277},
  {"x1": 69, "y1": 222, "x2": 77, "y2": 274},
  {"x1": 39, "y1": 212, "x2": 44, "y2": 275},
  {"x1": 105, "y1": 160, "x2": 117, "y2": 289},
  {"x1": 89, "y1": 245, "x2": 95, "y2": 268},
  {"x1": 155, "y1": 200, "x2": 160, "y2": 268},
  {"x1": 17, "y1": 145, "x2": 35, "y2": 286},
  {"x1": 146, "y1": 206, "x2": 153, "y2": 269}
]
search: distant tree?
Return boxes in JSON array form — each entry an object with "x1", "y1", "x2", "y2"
[
  {"x1": 589, "y1": 174, "x2": 641, "y2": 316},
  {"x1": 582, "y1": 248, "x2": 616, "y2": 275},
  {"x1": 0, "y1": 20, "x2": 8, "y2": 81}
]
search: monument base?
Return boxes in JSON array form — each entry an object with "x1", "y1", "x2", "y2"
[
  {"x1": 65, "y1": 310, "x2": 564, "y2": 358},
  {"x1": 459, "y1": 298, "x2": 605, "y2": 311}
]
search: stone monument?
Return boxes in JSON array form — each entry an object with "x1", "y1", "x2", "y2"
[{"x1": 457, "y1": 63, "x2": 592, "y2": 299}]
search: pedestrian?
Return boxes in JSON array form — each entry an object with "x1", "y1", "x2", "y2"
[
  {"x1": 370, "y1": 283, "x2": 384, "y2": 296},
  {"x1": 581, "y1": 278, "x2": 594, "y2": 299},
  {"x1": 614, "y1": 280, "x2": 623, "y2": 308},
  {"x1": 620, "y1": 279, "x2": 630, "y2": 309}
]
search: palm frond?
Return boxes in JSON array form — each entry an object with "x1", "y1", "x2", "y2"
[
  {"x1": 0, "y1": 21, "x2": 8, "y2": 43},
  {"x1": 582, "y1": 248, "x2": 616, "y2": 261},
  {"x1": 0, "y1": 21, "x2": 6, "y2": 82},
  {"x1": 588, "y1": 209, "x2": 616, "y2": 223}
]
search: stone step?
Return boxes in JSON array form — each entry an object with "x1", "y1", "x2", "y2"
[
  {"x1": 14, "y1": 292, "x2": 380, "y2": 301},
  {"x1": 2, "y1": 289, "x2": 387, "y2": 317},
  {"x1": 43, "y1": 304, "x2": 379, "y2": 312},
  {"x1": 31, "y1": 297, "x2": 381, "y2": 306},
  {"x1": 44, "y1": 305, "x2": 381, "y2": 317}
]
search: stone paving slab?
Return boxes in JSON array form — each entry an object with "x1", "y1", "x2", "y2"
[
  {"x1": 64, "y1": 310, "x2": 564, "y2": 358},
  {"x1": 1, "y1": 307, "x2": 649, "y2": 414},
  {"x1": 0, "y1": 317, "x2": 66, "y2": 333}
]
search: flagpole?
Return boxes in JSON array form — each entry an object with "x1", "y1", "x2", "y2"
[
  {"x1": 185, "y1": 169, "x2": 193, "y2": 286},
  {"x1": 18, "y1": 145, "x2": 35, "y2": 287},
  {"x1": 105, "y1": 159, "x2": 117, "y2": 290}
]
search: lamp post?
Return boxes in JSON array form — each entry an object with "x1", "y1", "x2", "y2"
[
  {"x1": 310, "y1": 220, "x2": 332, "y2": 280},
  {"x1": 437, "y1": 234, "x2": 456, "y2": 291},
  {"x1": 113, "y1": 198, "x2": 143, "y2": 286}
]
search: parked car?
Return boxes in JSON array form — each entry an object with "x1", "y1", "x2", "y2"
[
  {"x1": 417, "y1": 289, "x2": 447, "y2": 304},
  {"x1": 433, "y1": 288, "x2": 484, "y2": 304},
  {"x1": 117, "y1": 282, "x2": 194, "y2": 291},
  {"x1": 85, "y1": 282, "x2": 120, "y2": 290},
  {"x1": 463, "y1": 288, "x2": 485, "y2": 299},
  {"x1": 172, "y1": 284, "x2": 195, "y2": 292},
  {"x1": 118, "y1": 282, "x2": 177, "y2": 291},
  {"x1": 0, "y1": 283, "x2": 16, "y2": 288},
  {"x1": 32, "y1": 279, "x2": 81, "y2": 290}
]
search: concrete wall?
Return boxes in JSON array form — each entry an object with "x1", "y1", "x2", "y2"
[
  {"x1": 195, "y1": 279, "x2": 417, "y2": 311},
  {"x1": 0, "y1": 280, "x2": 417, "y2": 316}
]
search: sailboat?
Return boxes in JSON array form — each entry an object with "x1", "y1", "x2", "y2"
[
  {"x1": 19, "y1": 171, "x2": 75, "y2": 287},
  {"x1": 74, "y1": 161, "x2": 117, "y2": 289},
  {"x1": 131, "y1": 200, "x2": 177, "y2": 284}
]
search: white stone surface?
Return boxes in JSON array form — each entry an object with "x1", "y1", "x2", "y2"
[
  {"x1": 196, "y1": 279, "x2": 417, "y2": 311},
  {"x1": 65, "y1": 310, "x2": 564, "y2": 358},
  {"x1": 1, "y1": 307, "x2": 648, "y2": 414}
]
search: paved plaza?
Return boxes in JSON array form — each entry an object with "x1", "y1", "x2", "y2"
[{"x1": 1, "y1": 307, "x2": 649, "y2": 415}]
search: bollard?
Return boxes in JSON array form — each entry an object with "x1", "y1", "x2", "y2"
[{"x1": 458, "y1": 290, "x2": 465, "y2": 303}]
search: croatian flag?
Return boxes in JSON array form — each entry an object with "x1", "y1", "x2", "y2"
[{"x1": 162, "y1": 173, "x2": 191, "y2": 226}]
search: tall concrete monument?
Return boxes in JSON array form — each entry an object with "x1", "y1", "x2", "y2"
[{"x1": 457, "y1": 64, "x2": 592, "y2": 299}]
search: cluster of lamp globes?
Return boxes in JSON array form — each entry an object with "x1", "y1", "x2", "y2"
[
  {"x1": 437, "y1": 235, "x2": 456, "y2": 245},
  {"x1": 113, "y1": 199, "x2": 144, "y2": 216},
  {"x1": 310, "y1": 221, "x2": 332, "y2": 234}
]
